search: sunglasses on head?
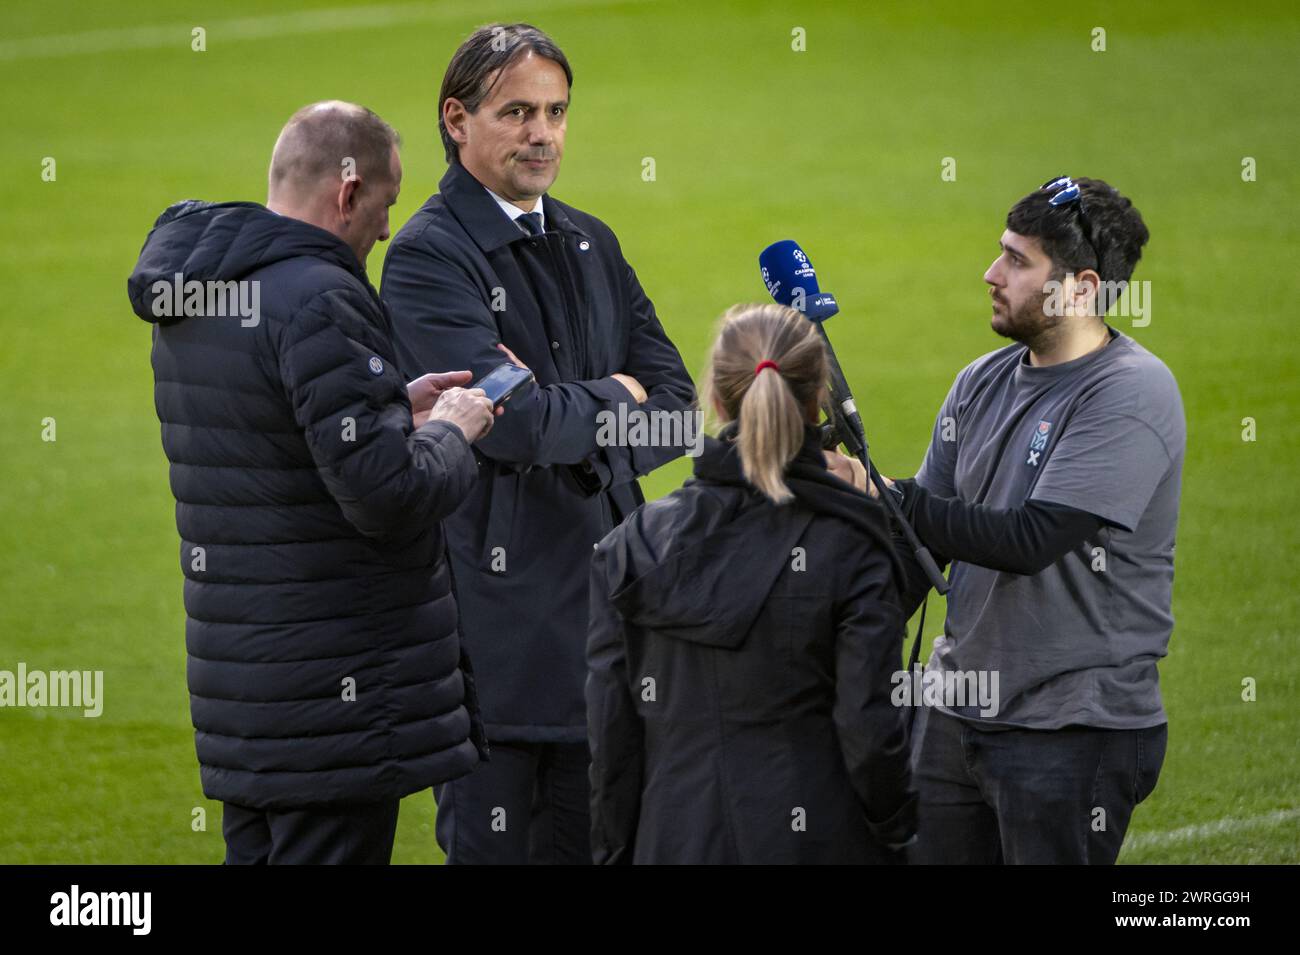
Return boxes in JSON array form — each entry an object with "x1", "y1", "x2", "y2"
[{"x1": 1041, "y1": 175, "x2": 1101, "y2": 272}]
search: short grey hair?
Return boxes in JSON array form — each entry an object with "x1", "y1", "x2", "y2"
[{"x1": 268, "y1": 100, "x2": 401, "y2": 197}]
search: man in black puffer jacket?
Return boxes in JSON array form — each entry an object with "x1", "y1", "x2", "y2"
[{"x1": 127, "y1": 101, "x2": 499, "y2": 864}]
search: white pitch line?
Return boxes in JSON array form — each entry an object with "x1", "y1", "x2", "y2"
[
  {"x1": 0, "y1": 0, "x2": 640, "y2": 63},
  {"x1": 1125, "y1": 807, "x2": 1300, "y2": 851}
]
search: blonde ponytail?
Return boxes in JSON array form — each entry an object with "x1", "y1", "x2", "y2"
[{"x1": 703, "y1": 304, "x2": 829, "y2": 504}]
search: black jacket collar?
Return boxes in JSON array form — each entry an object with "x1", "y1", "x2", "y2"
[
  {"x1": 693, "y1": 421, "x2": 828, "y2": 486},
  {"x1": 437, "y1": 161, "x2": 591, "y2": 253},
  {"x1": 604, "y1": 421, "x2": 905, "y2": 646},
  {"x1": 692, "y1": 421, "x2": 905, "y2": 588}
]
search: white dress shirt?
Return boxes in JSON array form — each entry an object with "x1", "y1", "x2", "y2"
[{"x1": 484, "y1": 186, "x2": 545, "y2": 232}]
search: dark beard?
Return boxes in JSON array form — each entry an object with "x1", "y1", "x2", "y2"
[{"x1": 992, "y1": 286, "x2": 1065, "y2": 353}]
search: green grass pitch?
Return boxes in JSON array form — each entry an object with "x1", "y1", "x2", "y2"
[{"x1": 0, "y1": 0, "x2": 1296, "y2": 863}]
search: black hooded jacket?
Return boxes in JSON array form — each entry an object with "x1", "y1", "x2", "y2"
[
  {"x1": 586, "y1": 423, "x2": 917, "y2": 863},
  {"x1": 127, "y1": 200, "x2": 487, "y2": 810}
]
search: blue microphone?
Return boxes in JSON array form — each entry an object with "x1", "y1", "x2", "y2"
[
  {"x1": 759, "y1": 239, "x2": 863, "y2": 449},
  {"x1": 757, "y1": 238, "x2": 950, "y2": 598},
  {"x1": 759, "y1": 240, "x2": 840, "y2": 321}
]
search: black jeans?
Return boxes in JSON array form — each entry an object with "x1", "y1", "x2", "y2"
[
  {"x1": 221, "y1": 799, "x2": 400, "y2": 865},
  {"x1": 434, "y1": 740, "x2": 591, "y2": 865},
  {"x1": 911, "y1": 708, "x2": 1167, "y2": 864}
]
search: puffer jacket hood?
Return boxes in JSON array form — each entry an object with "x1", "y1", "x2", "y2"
[
  {"x1": 127, "y1": 200, "x2": 363, "y2": 324},
  {"x1": 602, "y1": 422, "x2": 902, "y2": 649}
]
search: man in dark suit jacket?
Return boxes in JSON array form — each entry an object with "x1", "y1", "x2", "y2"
[{"x1": 381, "y1": 23, "x2": 695, "y2": 864}]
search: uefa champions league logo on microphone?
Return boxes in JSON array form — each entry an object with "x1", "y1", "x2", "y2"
[{"x1": 789, "y1": 246, "x2": 816, "y2": 282}]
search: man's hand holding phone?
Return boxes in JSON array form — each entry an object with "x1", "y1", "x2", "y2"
[
  {"x1": 408, "y1": 370, "x2": 500, "y2": 442},
  {"x1": 408, "y1": 371, "x2": 472, "y2": 427},
  {"x1": 419, "y1": 358, "x2": 539, "y2": 444},
  {"x1": 427, "y1": 385, "x2": 497, "y2": 443}
]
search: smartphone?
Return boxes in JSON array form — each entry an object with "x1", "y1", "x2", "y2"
[{"x1": 472, "y1": 362, "x2": 535, "y2": 408}]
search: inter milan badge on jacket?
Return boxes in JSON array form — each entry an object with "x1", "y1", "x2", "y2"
[
  {"x1": 368, "y1": 356, "x2": 384, "y2": 375},
  {"x1": 1027, "y1": 419, "x2": 1052, "y2": 466}
]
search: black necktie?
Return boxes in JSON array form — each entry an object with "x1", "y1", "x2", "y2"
[{"x1": 516, "y1": 211, "x2": 543, "y2": 236}]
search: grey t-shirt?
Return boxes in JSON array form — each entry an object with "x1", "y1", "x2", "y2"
[{"x1": 915, "y1": 326, "x2": 1185, "y2": 730}]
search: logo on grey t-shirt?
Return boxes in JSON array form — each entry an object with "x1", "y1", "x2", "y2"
[{"x1": 1027, "y1": 419, "x2": 1053, "y2": 466}]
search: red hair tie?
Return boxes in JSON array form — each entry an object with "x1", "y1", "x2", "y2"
[{"x1": 754, "y1": 360, "x2": 780, "y2": 376}]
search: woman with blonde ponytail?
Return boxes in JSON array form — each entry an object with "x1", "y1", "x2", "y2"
[{"x1": 586, "y1": 303, "x2": 917, "y2": 864}]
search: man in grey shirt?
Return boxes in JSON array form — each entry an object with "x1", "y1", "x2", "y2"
[{"x1": 883, "y1": 176, "x2": 1184, "y2": 863}]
